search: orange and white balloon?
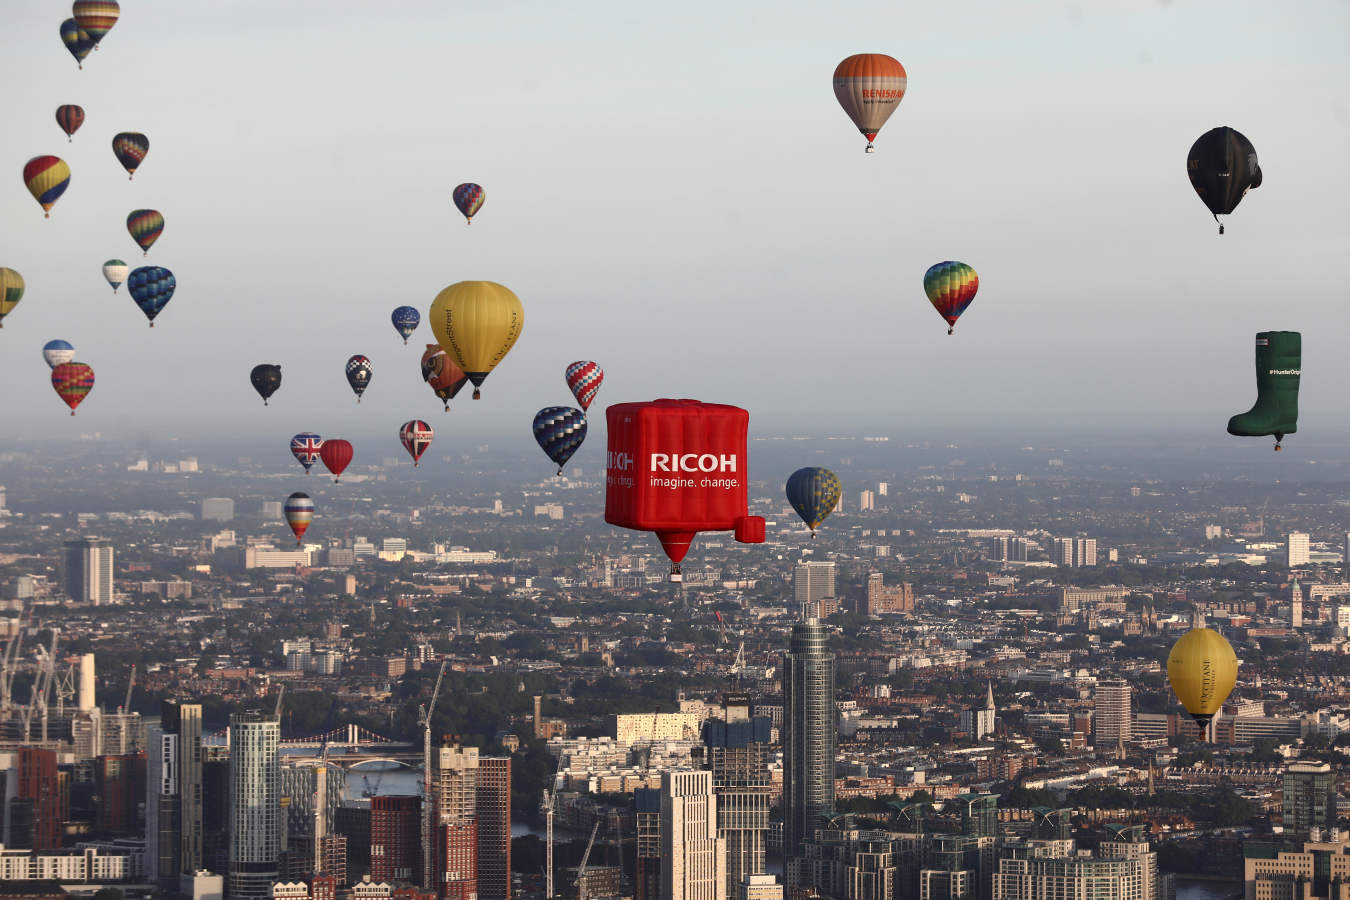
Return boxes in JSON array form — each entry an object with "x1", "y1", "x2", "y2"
[{"x1": 833, "y1": 54, "x2": 907, "y2": 153}]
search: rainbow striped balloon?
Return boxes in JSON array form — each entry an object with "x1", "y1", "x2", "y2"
[
  {"x1": 922, "y1": 261, "x2": 980, "y2": 335},
  {"x1": 127, "y1": 209, "x2": 164, "y2": 254},
  {"x1": 52, "y1": 362, "x2": 95, "y2": 415},
  {"x1": 72, "y1": 1, "x2": 120, "y2": 46},
  {"x1": 23, "y1": 156, "x2": 70, "y2": 217},
  {"x1": 60, "y1": 19, "x2": 94, "y2": 68},
  {"x1": 112, "y1": 132, "x2": 149, "y2": 179}
]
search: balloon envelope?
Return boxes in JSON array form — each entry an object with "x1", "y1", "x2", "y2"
[
  {"x1": 56, "y1": 105, "x2": 85, "y2": 141},
  {"x1": 127, "y1": 266, "x2": 175, "y2": 326},
  {"x1": 923, "y1": 261, "x2": 980, "y2": 334},
  {"x1": 43, "y1": 340, "x2": 76, "y2": 369},
  {"x1": 23, "y1": 156, "x2": 70, "y2": 217},
  {"x1": 533, "y1": 407, "x2": 588, "y2": 475},
  {"x1": 127, "y1": 209, "x2": 163, "y2": 254},
  {"x1": 420, "y1": 344, "x2": 468, "y2": 410},
  {"x1": 72, "y1": 1, "x2": 120, "y2": 45},
  {"x1": 453, "y1": 183, "x2": 485, "y2": 223},
  {"x1": 283, "y1": 492, "x2": 314, "y2": 544},
  {"x1": 52, "y1": 362, "x2": 94, "y2": 415},
  {"x1": 565, "y1": 361, "x2": 605, "y2": 410},
  {"x1": 250, "y1": 364, "x2": 282, "y2": 405},
  {"x1": 429, "y1": 281, "x2": 523, "y2": 399},
  {"x1": 391, "y1": 306, "x2": 420, "y2": 344},
  {"x1": 0, "y1": 268, "x2": 25, "y2": 327},
  {"x1": 112, "y1": 132, "x2": 149, "y2": 178},
  {"x1": 60, "y1": 19, "x2": 94, "y2": 67},
  {"x1": 1187, "y1": 126, "x2": 1261, "y2": 233},
  {"x1": 102, "y1": 259, "x2": 128, "y2": 292},
  {"x1": 290, "y1": 433, "x2": 323, "y2": 472},
  {"x1": 320, "y1": 439, "x2": 353, "y2": 482},
  {"x1": 399, "y1": 420, "x2": 434, "y2": 466},
  {"x1": 1167, "y1": 627, "x2": 1238, "y2": 727},
  {"x1": 833, "y1": 54, "x2": 907, "y2": 151},
  {"x1": 786, "y1": 467, "x2": 842, "y2": 533},
  {"x1": 345, "y1": 355, "x2": 372, "y2": 400}
]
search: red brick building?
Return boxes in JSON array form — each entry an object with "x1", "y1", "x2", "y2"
[{"x1": 371, "y1": 795, "x2": 421, "y2": 884}]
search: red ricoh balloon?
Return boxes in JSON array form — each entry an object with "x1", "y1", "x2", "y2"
[{"x1": 605, "y1": 398, "x2": 766, "y2": 581}]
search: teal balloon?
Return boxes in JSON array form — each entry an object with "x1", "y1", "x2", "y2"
[{"x1": 786, "y1": 467, "x2": 842, "y2": 534}]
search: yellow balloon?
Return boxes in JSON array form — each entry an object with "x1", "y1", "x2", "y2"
[
  {"x1": 1166, "y1": 627, "x2": 1238, "y2": 726},
  {"x1": 428, "y1": 281, "x2": 523, "y2": 399},
  {"x1": 0, "y1": 268, "x2": 24, "y2": 327}
]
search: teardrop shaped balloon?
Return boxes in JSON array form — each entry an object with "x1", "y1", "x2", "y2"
[
  {"x1": 127, "y1": 209, "x2": 163, "y2": 255},
  {"x1": 60, "y1": 19, "x2": 94, "y2": 69},
  {"x1": 345, "y1": 355, "x2": 372, "y2": 402},
  {"x1": 786, "y1": 466, "x2": 842, "y2": 535},
  {"x1": 319, "y1": 438, "x2": 353, "y2": 483},
  {"x1": 532, "y1": 407, "x2": 587, "y2": 476},
  {"x1": 1167, "y1": 627, "x2": 1238, "y2": 729},
  {"x1": 111, "y1": 132, "x2": 149, "y2": 179},
  {"x1": 43, "y1": 340, "x2": 76, "y2": 369},
  {"x1": 72, "y1": 1, "x2": 120, "y2": 46},
  {"x1": 420, "y1": 344, "x2": 468, "y2": 411},
  {"x1": 250, "y1": 364, "x2": 282, "y2": 405},
  {"x1": 428, "y1": 281, "x2": 524, "y2": 399},
  {"x1": 102, "y1": 259, "x2": 128, "y2": 293},
  {"x1": 391, "y1": 306, "x2": 420, "y2": 344},
  {"x1": 283, "y1": 492, "x2": 314, "y2": 545},
  {"x1": 24, "y1": 156, "x2": 71, "y2": 218},
  {"x1": 127, "y1": 265, "x2": 175, "y2": 326},
  {"x1": 833, "y1": 54, "x2": 907, "y2": 153},
  {"x1": 565, "y1": 361, "x2": 604, "y2": 411},
  {"x1": 399, "y1": 420, "x2": 434, "y2": 467},
  {"x1": 0, "y1": 268, "x2": 25, "y2": 328},
  {"x1": 290, "y1": 432, "x2": 323, "y2": 473},
  {"x1": 453, "y1": 183, "x2": 485, "y2": 224},
  {"x1": 923, "y1": 261, "x2": 979, "y2": 335},
  {"x1": 1187, "y1": 126, "x2": 1261, "y2": 235},
  {"x1": 52, "y1": 362, "x2": 95, "y2": 415},
  {"x1": 56, "y1": 105, "x2": 85, "y2": 142}
]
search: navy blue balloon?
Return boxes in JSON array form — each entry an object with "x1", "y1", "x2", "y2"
[
  {"x1": 532, "y1": 406, "x2": 587, "y2": 475},
  {"x1": 391, "y1": 305, "x2": 420, "y2": 344},
  {"x1": 128, "y1": 266, "x2": 176, "y2": 326}
]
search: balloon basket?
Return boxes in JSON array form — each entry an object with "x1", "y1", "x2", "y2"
[{"x1": 473, "y1": 390, "x2": 481, "y2": 400}]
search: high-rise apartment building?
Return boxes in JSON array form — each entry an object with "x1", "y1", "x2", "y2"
[
  {"x1": 1243, "y1": 837, "x2": 1350, "y2": 900},
  {"x1": 1092, "y1": 679, "x2": 1131, "y2": 748},
  {"x1": 475, "y1": 757, "x2": 511, "y2": 900},
  {"x1": 1050, "y1": 538, "x2": 1097, "y2": 568},
  {"x1": 1286, "y1": 532, "x2": 1310, "y2": 567},
  {"x1": 661, "y1": 769, "x2": 726, "y2": 900},
  {"x1": 96, "y1": 752, "x2": 147, "y2": 835},
  {"x1": 62, "y1": 537, "x2": 114, "y2": 605},
  {"x1": 371, "y1": 795, "x2": 422, "y2": 884},
  {"x1": 16, "y1": 747, "x2": 61, "y2": 849},
  {"x1": 783, "y1": 618, "x2": 836, "y2": 866},
  {"x1": 434, "y1": 744, "x2": 478, "y2": 900},
  {"x1": 993, "y1": 840, "x2": 1158, "y2": 900},
  {"x1": 858, "y1": 490, "x2": 875, "y2": 512},
  {"x1": 229, "y1": 709, "x2": 281, "y2": 900},
  {"x1": 959, "y1": 684, "x2": 996, "y2": 741},
  {"x1": 793, "y1": 561, "x2": 837, "y2": 619},
  {"x1": 147, "y1": 700, "x2": 205, "y2": 888},
  {"x1": 201, "y1": 498, "x2": 236, "y2": 522},
  {"x1": 1281, "y1": 761, "x2": 1337, "y2": 837},
  {"x1": 635, "y1": 787, "x2": 663, "y2": 900},
  {"x1": 703, "y1": 695, "x2": 772, "y2": 900},
  {"x1": 989, "y1": 537, "x2": 1030, "y2": 563}
]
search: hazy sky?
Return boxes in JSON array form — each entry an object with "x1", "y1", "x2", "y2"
[{"x1": 3, "y1": 0, "x2": 1349, "y2": 463}]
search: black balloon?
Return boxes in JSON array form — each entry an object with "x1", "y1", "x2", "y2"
[
  {"x1": 250, "y1": 364, "x2": 282, "y2": 405},
  {"x1": 1187, "y1": 126, "x2": 1261, "y2": 234}
]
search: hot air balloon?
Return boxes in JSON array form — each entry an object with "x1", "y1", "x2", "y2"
[
  {"x1": 72, "y1": 1, "x2": 120, "y2": 47},
  {"x1": 0, "y1": 268, "x2": 24, "y2": 328},
  {"x1": 52, "y1": 362, "x2": 94, "y2": 415},
  {"x1": 111, "y1": 132, "x2": 149, "y2": 179},
  {"x1": 391, "y1": 306, "x2": 420, "y2": 344},
  {"x1": 533, "y1": 407, "x2": 587, "y2": 476},
  {"x1": 1228, "y1": 331, "x2": 1299, "y2": 451},
  {"x1": 1187, "y1": 127, "x2": 1262, "y2": 234},
  {"x1": 453, "y1": 183, "x2": 485, "y2": 224},
  {"x1": 56, "y1": 106, "x2": 85, "y2": 142},
  {"x1": 283, "y1": 492, "x2": 314, "y2": 545},
  {"x1": 60, "y1": 19, "x2": 94, "y2": 68},
  {"x1": 429, "y1": 281, "x2": 523, "y2": 399},
  {"x1": 102, "y1": 259, "x2": 128, "y2": 293},
  {"x1": 290, "y1": 432, "x2": 323, "y2": 473},
  {"x1": 399, "y1": 420, "x2": 434, "y2": 466},
  {"x1": 24, "y1": 156, "x2": 70, "y2": 218},
  {"x1": 127, "y1": 266, "x2": 175, "y2": 326},
  {"x1": 565, "y1": 361, "x2": 604, "y2": 411},
  {"x1": 420, "y1": 344, "x2": 468, "y2": 411},
  {"x1": 1167, "y1": 627, "x2": 1238, "y2": 730},
  {"x1": 250, "y1": 364, "x2": 282, "y2": 405},
  {"x1": 923, "y1": 261, "x2": 980, "y2": 335},
  {"x1": 345, "y1": 355, "x2": 372, "y2": 402},
  {"x1": 786, "y1": 467, "x2": 842, "y2": 536},
  {"x1": 833, "y1": 54, "x2": 907, "y2": 153},
  {"x1": 42, "y1": 340, "x2": 76, "y2": 369},
  {"x1": 127, "y1": 209, "x2": 163, "y2": 255},
  {"x1": 320, "y1": 439, "x2": 353, "y2": 482}
]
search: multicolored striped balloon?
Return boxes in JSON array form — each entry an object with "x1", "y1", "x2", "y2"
[
  {"x1": 60, "y1": 19, "x2": 94, "y2": 69},
  {"x1": 112, "y1": 132, "x2": 149, "y2": 179},
  {"x1": 0, "y1": 268, "x2": 25, "y2": 328},
  {"x1": 922, "y1": 261, "x2": 980, "y2": 335},
  {"x1": 453, "y1": 183, "x2": 485, "y2": 224},
  {"x1": 56, "y1": 105, "x2": 85, "y2": 142},
  {"x1": 52, "y1": 362, "x2": 95, "y2": 416},
  {"x1": 283, "y1": 492, "x2": 315, "y2": 544},
  {"x1": 127, "y1": 209, "x2": 164, "y2": 254},
  {"x1": 23, "y1": 156, "x2": 71, "y2": 217},
  {"x1": 565, "y1": 360, "x2": 604, "y2": 410},
  {"x1": 128, "y1": 266, "x2": 176, "y2": 326},
  {"x1": 72, "y1": 1, "x2": 120, "y2": 46},
  {"x1": 532, "y1": 406, "x2": 587, "y2": 476},
  {"x1": 399, "y1": 420, "x2": 434, "y2": 466}
]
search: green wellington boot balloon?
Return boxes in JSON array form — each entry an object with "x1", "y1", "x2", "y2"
[{"x1": 1227, "y1": 331, "x2": 1300, "y2": 451}]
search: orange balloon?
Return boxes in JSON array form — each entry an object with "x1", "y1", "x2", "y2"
[{"x1": 833, "y1": 54, "x2": 908, "y2": 152}]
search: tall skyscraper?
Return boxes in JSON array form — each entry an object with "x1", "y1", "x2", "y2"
[
  {"x1": 635, "y1": 787, "x2": 662, "y2": 900},
  {"x1": 1282, "y1": 761, "x2": 1337, "y2": 837},
  {"x1": 858, "y1": 490, "x2": 875, "y2": 512},
  {"x1": 434, "y1": 744, "x2": 478, "y2": 900},
  {"x1": 475, "y1": 757, "x2": 511, "y2": 900},
  {"x1": 1344, "y1": 532, "x2": 1350, "y2": 570},
  {"x1": 960, "y1": 684, "x2": 996, "y2": 741},
  {"x1": 371, "y1": 795, "x2": 422, "y2": 883},
  {"x1": 702, "y1": 695, "x2": 772, "y2": 899},
  {"x1": 1050, "y1": 538, "x2": 1096, "y2": 567},
  {"x1": 1286, "y1": 532, "x2": 1310, "y2": 567},
  {"x1": 783, "y1": 618, "x2": 836, "y2": 866},
  {"x1": 793, "y1": 561, "x2": 836, "y2": 619},
  {"x1": 146, "y1": 700, "x2": 204, "y2": 890},
  {"x1": 229, "y1": 709, "x2": 281, "y2": 900},
  {"x1": 1290, "y1": 579, "x2": 1304, "y2": 629},
  {"x1": 62, "y1": 537, "x2": 114, "y2": 604},
  {"x1": 661, "y1": 769, "x2": 726, "y2": 900},
  {"x1": 1092, "y1": 680, "x2": 1131, "y2": 748}
]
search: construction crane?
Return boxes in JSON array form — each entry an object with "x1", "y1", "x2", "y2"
[
  {"x1": 541, "y1": 789, "x2": 555, "y2": 900},
  {"x1": 120, "y1": 664, "x2": 137, "y2": 713},
  {"x1": 274, "y1": 683, "x2": 285, "y2": 719},
  {"x1": 1, "y1": 606, "x2": 31, "y2": 722},
  {"x1": 422, "y1": 660, "x2": 448, "y2": 891},
  {"x1": 314, "y1": 740, "x2": 332, "y2": 876},
  {"x1": 575, "y1": 820, "x2": 600, "y2": 900},
  {"x1": 22, "y1": 628, "x2": 59, "y2": 744}
]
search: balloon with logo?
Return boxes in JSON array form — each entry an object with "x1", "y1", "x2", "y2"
[
  {"x1": 102, "y1": 259, "x2": 128, "y2": 293},
  {"x1": 786, "y1": 467, "x2": 842, "y2": 537},
  {"x1": 52, "y1": 362, "x2": 94, "y2": 415},
  {"x1": 833, "y1": 53, "x2": 908, "y2": 153},
  {"x1": 320, "y1": 438, "x2": 353, "y2": 482},
  {"x1": 1167, "y1": 627, "x2": 1238, "y2": 731},
  {"x1": 127, "y1": 209, "x2": 163, "y2": 255},
  {"x1": 391, "y1": 306, "x2": 420, "y2": 344},
  {"x1": 128, "y1": 266, "x2": 175, "y2": 326},
  {"x1": 56, "y1": 106, "x2": 85, "y2": 142},
  {"x1": 250, "y1": 364, "x2": 282, "y2": 405},
  {"x1": 420, "y1": 344, "x2": 469, "y2": 411},
  {"x1": 60, "y1": 19, "x2": 94, "y2": 69},
  {"x1": 399, "y1": 420, "x2": 434, "y2": 466},
  {"x1": 1187, "y1": 126, "x2": 1262, "y2": 234},
  {"x1": 533, "y1": 407, "x2": 587, "y2": 476},
  {"x1": 429, "y1": 281, "x2": 523, "y2": 399},
  {"x1": 283, "y1": 492, "x2": 314, "y2": 545},
  {"x1": 24, "y1": 156, "x2": 71, "y2": 218},
  {"x1": 72, "y1": 1, "x2": 120, "y2": 47},
  {"x1": 290, "y1": 432, "x2": 323, "y2": 473},
  {"x1": 453, "y1": 183, "x2": 485, "y2": 224},
  {"x1": 0, "y1": 268, "x2": 25, "y2": 328},
  {"x1": 345, "y1": 355, "x2": 372, "y2": 402},
  {"x1": 112, "y1": 132, "x2": 149, "y2": 179},
  {"x1": 565, "y1": 361, "x2": 604, "y2": 411},
  {"x1": 923, "y1": 261, "x2": 979, "y2": 335},
  {"x1": 43, "y1": 340, "x2": 76, "y2": 369}
]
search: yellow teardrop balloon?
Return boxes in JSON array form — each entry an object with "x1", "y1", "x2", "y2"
[
  {"x1": 1166, "y1": 627, "x2": 1238, "y2": 727},
  {"x1": 428, "y1": 281, "x2": 523, "y2": 399},
  {"x1": 0, "y1": 268, "x2": 24, "y2": 327}
]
